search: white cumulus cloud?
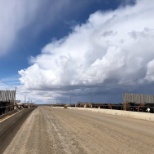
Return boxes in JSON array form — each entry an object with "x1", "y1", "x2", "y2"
[{"x1": 19, "y1": 0, "x2": 154, "y2": 100}]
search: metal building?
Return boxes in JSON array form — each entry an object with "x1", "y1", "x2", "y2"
[
  {"x1": 0, "y1": 90, "x2": 16, "y2": 115},
  {"x1": 122, "y1": 93, "x2": 154, "y2": 104}
]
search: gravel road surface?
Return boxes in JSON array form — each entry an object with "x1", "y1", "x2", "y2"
[{"x1": 3, "y1": 106, "x2": 154, "y2": 154}]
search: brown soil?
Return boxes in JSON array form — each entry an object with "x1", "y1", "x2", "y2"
[{"x1": 3, "y1": 106, "x2": 154, "y2": 154}]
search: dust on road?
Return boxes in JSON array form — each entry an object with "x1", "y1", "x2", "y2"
[{"x1": 3, "y1": 106, "x2": 154, "y2": 154}]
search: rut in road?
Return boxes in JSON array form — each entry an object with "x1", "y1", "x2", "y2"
[
  {"x1": 4, "y1": 107, "x2": 86, "y2": 154},
  {"x1": 4, "y1": 106, "x2": 154, "y2": 154}
]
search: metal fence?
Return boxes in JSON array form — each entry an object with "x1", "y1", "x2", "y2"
[
  {"x1": 122, "y1": 93, "x2": 154, "y2": 104},
  {"x1": 0, "y1": 90, "x2": 16, "y2": 102},
  {"x1": 0, "y1": 90, "x2": 16, "y2": 115},
  {"x1": 72, "y1": 102, "x2": 154, "y2": 113}
]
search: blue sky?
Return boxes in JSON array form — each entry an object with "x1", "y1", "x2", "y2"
[
  {"x1": 1, "y1": 0, "x2": 154, "y2": 104},
  {"x1": 0, "y1": 0, "x2": 124, "y2": 77}
]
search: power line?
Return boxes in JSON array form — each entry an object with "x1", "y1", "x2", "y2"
[
  {"x1": 0, "y1": 78, "x2": 11, "y2": 87},
  {"x1": 0, "y1": 78, "x2": 17, "y2": 91}
]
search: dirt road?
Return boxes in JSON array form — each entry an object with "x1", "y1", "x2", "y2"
[{"x1": 3, "y1": 106, "x2": 154, "y2": 154}]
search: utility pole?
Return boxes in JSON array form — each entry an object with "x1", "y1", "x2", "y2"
[
  {"x1": 90, "y1": 88, "x2": 92, "y2": 103},
  {"x1": 14, "y1": 87, "x2": 17, "y2": 110},
  {"x1": 24, "y1": 95, "x2": 27, "y2": 104},
  {"x1": 70, "y1": 96, "x2": 71, "y2": 106}
]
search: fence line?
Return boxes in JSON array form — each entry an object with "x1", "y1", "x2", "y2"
[
  {"x1": 0, "y1": 90, "x2": 16, "y2": 102},
  {"x1": 123, "y1": 93, "x2": 154, "y2": 104}
]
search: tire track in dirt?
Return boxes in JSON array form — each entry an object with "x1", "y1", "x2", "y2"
[
  {"x1": 3, "y1": 106, "x2": 154, "y2": 154},
  {"x1": 49, "y1": 108, "x2": 154, "y2": 154}
]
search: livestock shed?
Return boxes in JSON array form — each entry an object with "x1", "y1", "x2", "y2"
[
  {"x1": 76, "y1": 102, "x2": 123, "y2": 110},
  {"x1": 0, "y1": 90, "x2": 16, "y2": 115},
  {"x1": 76, "y1": 102, "x2": 92, "y2": 108},
  {"x1": 123, "y1": 93, "x2": 154, "y2": 112},
  {"x1": 123, "y1": 93, "x2": 154, "y2": 104}
]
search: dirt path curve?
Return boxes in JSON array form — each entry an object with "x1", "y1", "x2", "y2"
[{"x1": 3, "y1": 106, "x2": 154, "y2": 154}]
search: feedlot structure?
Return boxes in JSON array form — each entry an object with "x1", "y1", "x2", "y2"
[
  {"x1": 0, "y1": 90, "x2": 16, "y2": 115},
  {"x1": 72, "y1": 93, "x2": 154, "y2": 113},
  {"x1": 123, "y1": 93, "x2": 154, "y2": 112}
]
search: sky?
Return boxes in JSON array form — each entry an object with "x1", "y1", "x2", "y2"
[{"x1": 0, "y1": 0, "x2": 154, "y2": 104}]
